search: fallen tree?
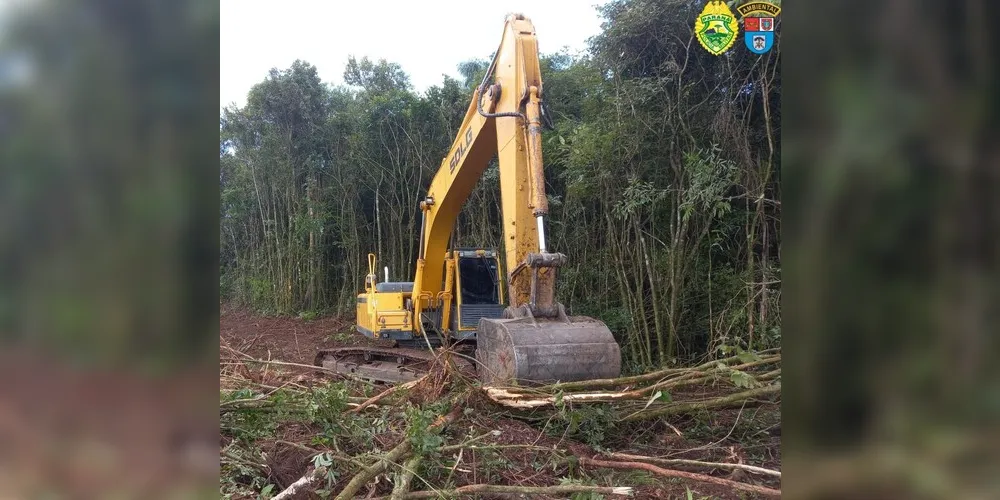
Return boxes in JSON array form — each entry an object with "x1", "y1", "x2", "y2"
[
  {"x1": 481, "y1": 352, "x2": 781, "y2": 421},
  {"x1": 623, "y1": 383, "x2": 780, "y2": 421}
]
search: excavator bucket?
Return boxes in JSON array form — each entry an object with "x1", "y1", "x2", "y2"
[{"x1": 475, "y1": 315, "x2": 622, "y2": 385}]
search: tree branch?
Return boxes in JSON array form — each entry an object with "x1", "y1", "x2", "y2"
[
  {"x1": 608, "y1": 452, "x2": 780, "y2": 478},
  {"x1": 334, "y1": 405, "x2": 461, "y2": 500},
  {"x1": 581, "y1": 457, "x2": 779, "y2": 497},
  {"x1": 375, "y1": 484, "x2": 633, "y2": 499}
]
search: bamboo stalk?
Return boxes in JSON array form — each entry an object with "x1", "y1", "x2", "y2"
[
  {"x1": 580, "y1": 457, "x2": 779, "y2": 497},
  {"x1": 390, "y1": 455, "x2": 424, "y2": 500},
  {"x1": 375, "y1": 484, "x2": 634, "y2": 499},
  {"x1": 272, "y1": 466, "x2": 325, "y2": 500},
  {"x1": 608, "y1": 452, "x2": 780, "y2": 477},
  {"x1": 532, "y1": 350, "x2": 780, "y2": 393},
  {"x1": 624, "y1": 383, "x2": 780, "y2": 421},
  {"x1": 351, "y1": 375, "x2": 425, "y2": 413}
]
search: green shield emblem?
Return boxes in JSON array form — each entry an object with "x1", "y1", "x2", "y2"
[{"x1": 695, "y1": 1, "x2": 739, "y2": 55}]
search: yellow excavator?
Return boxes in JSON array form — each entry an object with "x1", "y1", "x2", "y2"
[{"x1": 315, "y1": 14, "x2": 622, "y2": 385}]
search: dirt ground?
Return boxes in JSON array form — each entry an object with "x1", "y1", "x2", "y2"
[
  {"x1": 220, "y1": 304, "x2": 386, "y2": 364},
  {"x1": 219, "y1": 306, "x2": 780, "y2": 499}
]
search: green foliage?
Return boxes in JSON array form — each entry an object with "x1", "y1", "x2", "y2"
[
  {"x1": 729, "y1": 370, "x2": 759, "y2": 389},
  {"x1": 257, "y1": 484, "x2": 275, "y2": 500},
  {"x1": 220, "y1": 381, "x2": 387, "y2": 499},
  {"x1": 680, "y1": 145, "x2": 738, "y2": 222},
  {"x1": 310, "y1": 453, "x2": 340, "y2": 495},
  {"x1": 404, "y1": 403, "x2": 450, "y2": 455},
  {"x1": 643, "y1": 390, "x2": 672, "y2": 410},
  {"x1": 220, "y1": 382, "x2": 365, "y2": 452},
  {"x1": 344, "y1": 56, "x2": 411, "y2": 93},
  {"x1": 545, "y1": 402, "x2": 618, "y2": 449},
  {"x1": 613, "y1": 179, "x2": 667, "y2": 219}
]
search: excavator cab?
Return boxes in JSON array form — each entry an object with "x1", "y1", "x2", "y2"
[{"x1": 447, "y1": 249, "x2": 505, "y2": 340}]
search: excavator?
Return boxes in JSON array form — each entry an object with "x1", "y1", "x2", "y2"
[{"x1": 314, "y1": 14, "x2": 622, "y2": 385}]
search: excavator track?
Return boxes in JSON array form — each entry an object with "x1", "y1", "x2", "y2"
[{"x1": 313, "y1": 346, "x2": 475, "y2": 384}]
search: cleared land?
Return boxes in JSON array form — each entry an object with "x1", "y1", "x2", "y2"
[{"x1": 220, "y1": 305, "x2": 780, "y2": 499}]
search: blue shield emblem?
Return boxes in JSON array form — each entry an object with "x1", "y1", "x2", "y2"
[{"x1": 744, "y1": 31, "x2": 773, "y2": 54}]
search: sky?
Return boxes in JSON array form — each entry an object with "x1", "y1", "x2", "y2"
[{"x1": 220, "y1": 0, "x2": 609, "y2": 111}]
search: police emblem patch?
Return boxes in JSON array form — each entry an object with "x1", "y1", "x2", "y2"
[
  {"x1": 737, "y1": 1, "x2": 780, "y2": 55},
  {"x1": 695, "y1": 1, "x2": 739, "y2": 56}
]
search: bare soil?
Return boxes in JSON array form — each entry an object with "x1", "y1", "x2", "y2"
[{"x1": 220, "y1": 303, "x2": 389, "y2": 364}]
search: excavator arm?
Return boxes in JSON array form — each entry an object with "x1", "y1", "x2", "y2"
[
  {"x1": 407, "y1": 14, "x2": 622, "y2": 385},
  {"x1": 413, "y1": 14, "x2": 559, "y2": 319}
]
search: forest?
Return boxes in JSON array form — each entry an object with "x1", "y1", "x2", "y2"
[{"x1": 219, "y1": 0, "x2": 781, "y2": 371}]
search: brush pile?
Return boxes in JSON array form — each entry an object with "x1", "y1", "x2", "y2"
[{"x1": 221, "y1": 340, "x2": 781, "y2": 499}]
